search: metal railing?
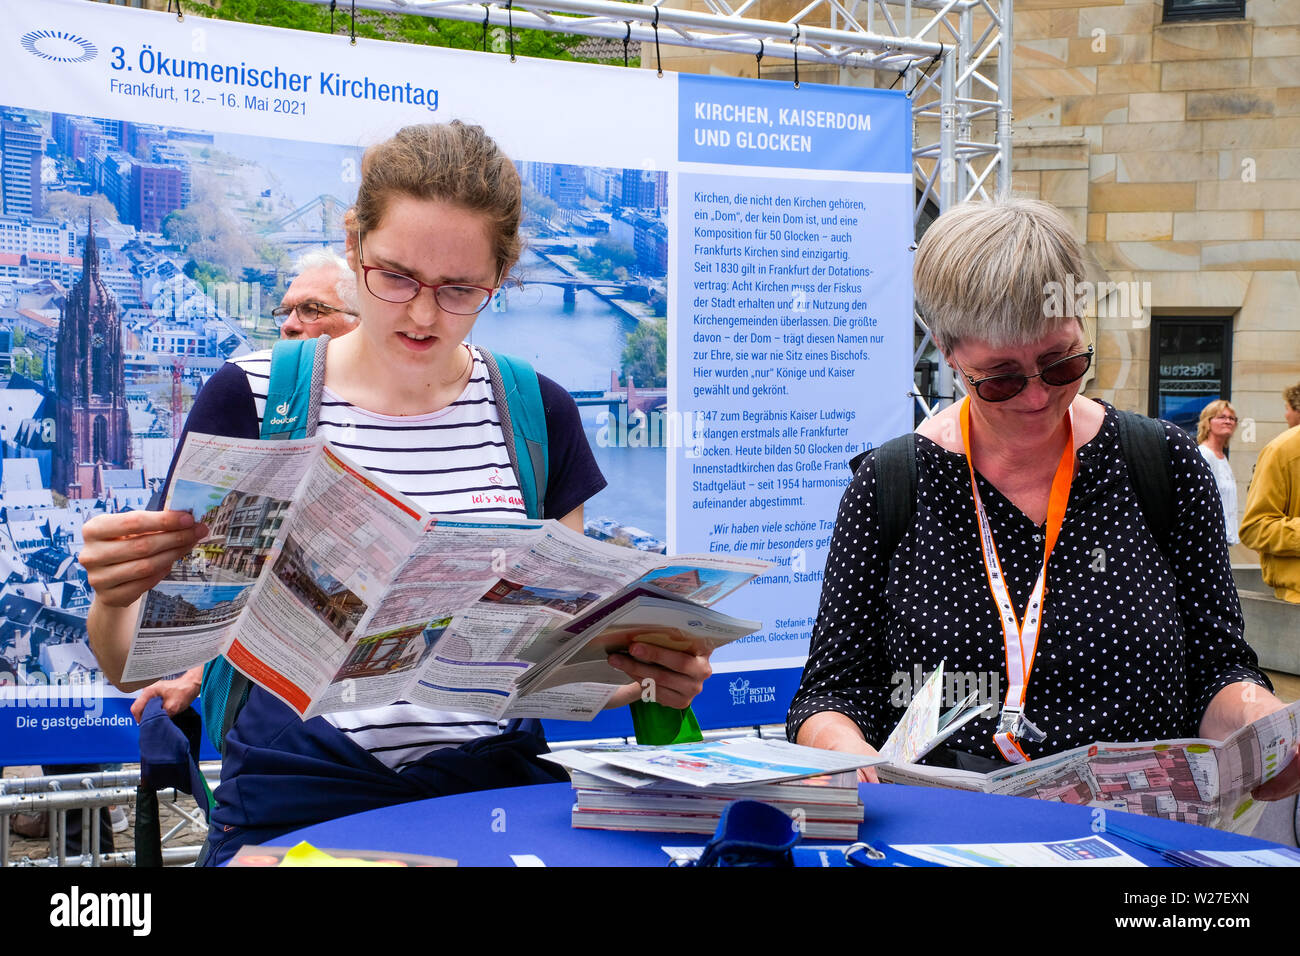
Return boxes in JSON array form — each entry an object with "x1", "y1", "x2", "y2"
[{"x1": 1, "y1": 765, "x2": 217, "y2": 867}]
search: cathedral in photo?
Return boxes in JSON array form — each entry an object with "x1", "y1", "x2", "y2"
[{"x1": 53, "y1": 222, "x2": 132, "y2": 498}]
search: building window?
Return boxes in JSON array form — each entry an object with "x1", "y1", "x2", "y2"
[
  {"x1": 92, "y1": 414, "x2": 109, "y2": 462},
  {"x1": 1163, "y1": 0, "x2": 1244, "y2": 22},
  {"x1": 1148, "y1": 316, "x2": 1233, "y2": 434}
]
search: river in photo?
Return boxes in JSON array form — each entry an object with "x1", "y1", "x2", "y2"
[{"x1": 468, "y1": 250, "x2": 668, "y2": 545}]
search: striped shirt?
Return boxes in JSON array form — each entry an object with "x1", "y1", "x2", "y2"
[
  {"x1": 225, "y1": 344, "x2": 568, "y2": 770},
  {"x1": 234, "y1": 345, "x2": 528, "y2": 519}
]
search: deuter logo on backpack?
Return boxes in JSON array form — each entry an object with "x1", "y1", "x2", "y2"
[{"x1": 268, "y1": 401, "x2": 297, "y2": 428}]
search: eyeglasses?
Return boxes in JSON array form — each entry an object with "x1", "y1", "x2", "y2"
[
  {"x1": 357, "y1": 233, "x2": 498, "y2": 316},
  {"x1": 271, "y1": 301, "x2": 358, "y2": 327},
  {"x1": 1212, "y1": 415, "x2": 1238, "y2": 424},
  {"x1": 958, "y1": 345, "x2": 1094, "y2": 403}
]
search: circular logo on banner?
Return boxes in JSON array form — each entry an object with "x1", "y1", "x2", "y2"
[{"x1": 21, "y1": 29, "x2": 98, "y2": 63}]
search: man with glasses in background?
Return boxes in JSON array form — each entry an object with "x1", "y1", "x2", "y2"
[{"x1": 273, "y1": 249, "x2": 360, "y2": 340}]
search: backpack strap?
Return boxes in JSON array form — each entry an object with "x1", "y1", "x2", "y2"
[
  {"x1": 873, "y1": 435, "x2": 919, "y2": 560},
  {"x1": 203, "y1": 339, "x2": 330, "y2": 754},
  {"x1": 849, "y1": 434, "x2": 918, "y2": 562},
  {"x1": 260, "y1": 336, "x2": 328, "y2": 440},
  {"x1": 1114, "y1": 409, "x2": 1175, "y2": 550},
  {"x1": 201, "y1": 655, "x2": 249, "y2": 756},
  {"x1": 832, "y1": 410, "x2": 1171, "y2": 640},
  {"x1": 479, "y1": 348, "x2": 548, "y2": 520},
  {"x1": 854, "y1": 412, "x2": 1175, "y2": 562}
]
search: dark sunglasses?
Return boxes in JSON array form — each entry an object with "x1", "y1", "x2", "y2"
[{"x1": 959, "y1": 345, "x2": 1094, "y2": 403}]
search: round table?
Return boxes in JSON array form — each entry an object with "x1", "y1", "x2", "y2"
[{"x1": 270, "y1": 782, "x2": 1291, "y2": 866}]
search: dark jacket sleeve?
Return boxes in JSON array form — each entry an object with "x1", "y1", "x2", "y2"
[
  {"x1": 158, "y1": 362, "x2": 259, "y2": 501},
  {"x1": 536, "y1": 373, "x2": 606, "y2": 521}
]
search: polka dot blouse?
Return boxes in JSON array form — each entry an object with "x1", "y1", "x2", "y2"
[{"x1": 786, "y1": 401, "x2": 1271, "y2": 762}]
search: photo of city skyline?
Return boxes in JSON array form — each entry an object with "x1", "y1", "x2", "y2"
[{"x1": 140, "y1": 580, "x2": 252, "y2": 632}]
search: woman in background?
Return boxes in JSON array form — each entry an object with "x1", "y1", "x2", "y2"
[{"x1": 1197, "y1": 399, "x2": 1240, "y2": 546}]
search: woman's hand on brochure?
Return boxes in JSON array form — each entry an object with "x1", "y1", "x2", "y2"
[
  {"x1": 1237, "y1": 689, "x2": 1300, "y2": 803},
  {"x1": 839, "y1": 741, "x2": 881, "y2": 785},
  {"x1": 1253, "y1": 752, "x2": 1300, "y2": 802},
  {"x1": 1203, "y1": 683, "x2": 1300, "y2": 802},
  {"x1": 79, "y1": 510, "x2": 209, "y2": 608},
  {"x1": 606, "y1": 639, "x2": 713, "y2": 711},
  {"x1": 796, "y1": 711, "x2": 881, "y2": 783}
]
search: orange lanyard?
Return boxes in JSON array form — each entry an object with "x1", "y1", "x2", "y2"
[{"x1": 959, "y1": 397, "x2": 1075, "y2": 763}]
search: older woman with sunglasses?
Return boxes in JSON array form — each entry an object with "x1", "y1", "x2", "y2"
[{"x1": 789, "y1": 199, "x2": 1298, "y2": 807}]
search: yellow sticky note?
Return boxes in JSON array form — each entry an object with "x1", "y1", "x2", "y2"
[{"x1": 279, "y1": 841, "x2": 407, "y2": 867}]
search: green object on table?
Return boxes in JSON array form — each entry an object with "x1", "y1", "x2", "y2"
[{"x1": 630, "y1": 700, "x2": 704, "y2": 745}]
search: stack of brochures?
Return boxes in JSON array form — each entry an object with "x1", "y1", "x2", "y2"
[{"x1": 542, "y1": 737, "x2": 881, "y2": 840}]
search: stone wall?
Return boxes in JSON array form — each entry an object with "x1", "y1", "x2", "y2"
[{"x1": 1011, "y1": 0, "x2": 1299, "y2": 562}]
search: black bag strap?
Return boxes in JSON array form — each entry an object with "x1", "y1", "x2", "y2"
[
  {"x1": 849, "y1": 410, "x2": 1173, "y2": 571},
  {"x1": 849, "y1": 434, "x2": 917, "y2": 561},
  {"x1": 1114, "y1": 409, "x2": 1174, "y2": 549}
]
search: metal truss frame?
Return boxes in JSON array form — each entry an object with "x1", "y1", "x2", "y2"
[
  {"x1": 294, "y1": 0, "x2": 1013, "y2": 410},
  {"x1": 0, "y1": 767, "x2": 212, "y2": 867}
]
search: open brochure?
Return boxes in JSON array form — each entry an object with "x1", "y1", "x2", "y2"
[
  {"x1": 877, "y1": 697, "x2": 1300, "y2": 834},
  {"x1": 124, "y1": 432, "x2": 768, "y2": 721},
  {"x1": 879, "y1": 662, "x2": 995, "y2": 764},
  {"x1": 515, "y1": 588, "x2": 759, "y2": 694}
]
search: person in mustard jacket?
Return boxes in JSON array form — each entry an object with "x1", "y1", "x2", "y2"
[{"x1": 1240, "y1": 384, "x2": 1300, "y2": 604}]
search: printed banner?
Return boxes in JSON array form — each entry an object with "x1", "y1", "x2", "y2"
[{"x1": 0, "y1": 0, "x2": 911, "y2": 759}]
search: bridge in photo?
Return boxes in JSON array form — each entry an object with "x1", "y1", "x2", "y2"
[
  {"x1": 520, "y1": 276, "x2": 637, "y2": 305},
  {"x1": 570, "y1": 370, "x2": 665, "y2": 417},
  {"x1": 264, "y1": 194, "x2": 350, "y2": 249}
]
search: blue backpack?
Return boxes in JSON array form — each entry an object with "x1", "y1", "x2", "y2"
[{"x1": 200, "y1": 337, "x2": 550, "y2": 753}]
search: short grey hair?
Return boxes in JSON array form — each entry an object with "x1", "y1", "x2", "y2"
[
  {"x1": 913, "y1": 198, "x2": 1085, "y2": 353},
  {"x1": 292, "y1": 247, "x2": 359, "y2": 317}
]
